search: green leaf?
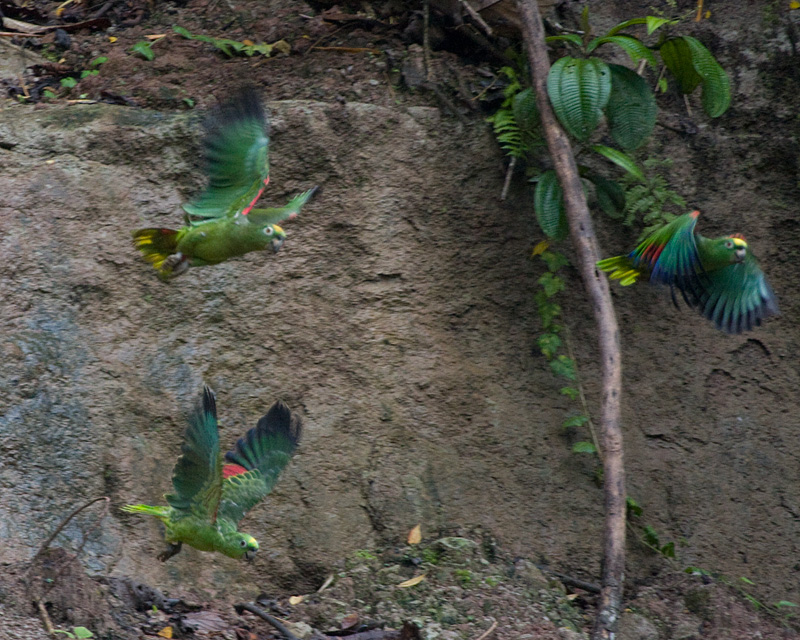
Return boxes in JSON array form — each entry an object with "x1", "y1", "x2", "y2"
[
  {"x1": 605, "y1": 63, "x2": 657, "y2": 150},
  {"x1": 604, "y1": 17, "x2": 647, "y2": 37},
  {"x1": 683, "y1": 36, "x2": 731, "y2": 117},
  {"x1": 590, "y1": 175, "x2": 626, "y2": 218},
  {"x1": 545, "y1": 34, "x2": 583, "y2": 47},
  {"x1": 572, "y1": 441, "x2": 597, "y2": 454},
  {"x1": 560, "y1": 387, "x2": 579, "y2": 400},
  {"x1": 777, "y1": 601, "x2": 799, "y2": 608},
  {"x1": 660, "y1": 37, "x2": 702, "y2": 94},
  {"x1": 60, "y1": 77, "x2": 78, "y2": 88},
  {"x1": 643, "y1": 525, "x2": 660, "y2": 548},
  {"x1": 541, "y1": 250, "x2": 569, "y2": 272},
  {"x1": 550, "y1": 355, "x2": 576, "y2": 380},
  {"x1": 538, "y1": 272, "x2": 565, "y2": 297},
  {"x1": 73, "y1": 628, "x2": 94, "y2": 639},
  {"x1": 591, "y1": 145, "x2": 645, "y2": 181},
  {"x1": 586, "y1": 35, "x2": 657, "y2": 67},
  {"x1": 534, "y1": 170, "x2": 567, "y2": 240},
  {"x1": 89, "y1": 56, "x2": 108, "y2": 67},
  {"x1": 512, "y1": 88, "x2": 539, "y2": 132},
  {"x1": 740, "y1": 576, "x2": 755, "y2": 585},
  {"x1": 537, "y1": 333, "x2": 562, "y2": 359},
  {"x1": 660, "y1": 542, "x2": 675, "y2": 558},
  {"x1": 129, "y1": 41, "x2": 155, "y2": 61},
  {"x1": 626, "y1": 497, "x2": 643, "y2": 517},
  {"x1": 645, "y1": 16, "x2": 672, "y2": 35},
  {"x1": 173, "y1": 24, "x2": 276, "y2": 58},
  {"x1": 563, "y1": 415, "x2": 589, "y2": 428},
  {"x1": 547, "y1": 56, "x2": 611, "y2": 141}
]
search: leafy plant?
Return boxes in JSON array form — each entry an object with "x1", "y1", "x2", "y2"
[
  {"x1": 485, "y1": 66, "x2": 543, "y2": 160},
  {"x1": 173, "y1": 25, "x2": 289, "y2": 58},
  {"x1": 80, "y1": 56, "x2": 107, "y2": 78},
  {"x1": 531, "y1": 241, "x2": 599, "y2": 457},
  {"x1": 129, "y1": 40, "x2": 155, "y2": 61},
  {"x1": 54, "y1": 628, "x2": 94, "y2": 639},
  {"x1": 619, "y1": 157, "x2": 687, "y2": 238}
]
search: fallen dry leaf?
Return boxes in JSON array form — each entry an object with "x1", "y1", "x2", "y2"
[
  {"x1": 157, "y1": 627, "x2": 173, "y2": 639},
  {"x1": 407, "y1": 524, "x2": 422, "y2": 545},
  {"x1": 340, "y1": 612, "x2": 359, "y2": 629},
  {"x1": 288, "y1": 595, "x2": 304, "y2": 605},
  {"x1": 397, "y1": 574, "x2": 426, "y2": 588}
]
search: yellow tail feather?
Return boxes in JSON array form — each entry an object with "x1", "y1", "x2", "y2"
[{"x1": 596, "y1": 255, "x2": 642, "y2": 286}]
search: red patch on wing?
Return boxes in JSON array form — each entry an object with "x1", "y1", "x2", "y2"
[
  {"x1": 223, "y1": 464, "x2": 248, "y2": 479},
  {"x1": 241, "y1": 176, "x2": 270, "y2": 216}
]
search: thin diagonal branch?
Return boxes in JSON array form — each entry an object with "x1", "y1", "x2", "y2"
[{"x1": 513, "y1": 2, "x2": 625, "y2": 638}]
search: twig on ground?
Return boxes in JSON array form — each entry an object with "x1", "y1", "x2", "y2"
[
  {"x1": 540, "y1": 567, "x2": 602, "y2": 594},
  {"x1": 473, "y1": 618, "x2": 498, "y2": 640},
  {"x1": 36, "y1": 600, "x2": 54, "y2": 635},
  {"x1": 32, "y1": 496, "x2": 110, "y2": 562},
  {"x1": 235, "y1": 602, "x2": 299, "y2": 640}
]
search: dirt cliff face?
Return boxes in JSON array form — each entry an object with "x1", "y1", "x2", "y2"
[{"x1": 0, "y1": 0, "x2": 798, "y2": 617}]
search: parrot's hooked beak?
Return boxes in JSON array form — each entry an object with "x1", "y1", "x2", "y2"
[
  {"x1": 245, "y1": 549, "x2": 257, "y2": 562},
  {"x1": 734, "y1": 246, "x2": 746, "y2": 262},
  {"x1": 270, "y1": 236, "x2": 285, "y2": 253}
]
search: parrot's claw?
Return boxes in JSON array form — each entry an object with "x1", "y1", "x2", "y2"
[
  {"x1": 158, "y1": 542, "x2": 183, "y2": 562},
  {"x1": 158, "y1": 253, "x2": 190, "y2": 281}
]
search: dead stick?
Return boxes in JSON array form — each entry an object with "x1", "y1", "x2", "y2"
[
  {"x1": 235, "y1": 603, "x2": 299, "y2": 640},
  {"x1": 473, "y1": 618, "x2": 498, "y2": 640},
  {"x1": 32, "y1": 497, "x2": 110, "y2": 561},
  {"x1": 500, "y1": 156, "x2": 516, "y2": 201},
  {"x1": 460, "y1": 0, "x2": 493, "y2": 36},
  {"x1": 36, "y1": 601, "x2": 54, "y2": 635},
  {"x1": 514, "y1": 2, "x2": 625, "y2": 638}
]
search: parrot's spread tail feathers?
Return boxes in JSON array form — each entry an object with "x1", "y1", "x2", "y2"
[
  {"x1": 224, "y1": 401, "x2": 302, "y2": 476},
  {"x1": 597, "y1": 255, "x2": 642, "y2": 286},
  {"x1": 121, "y1": 504, "x2": 170, "y2": 521},
  {"x1": 132, "y1": 228, "x2": 188, "y2": 280}
]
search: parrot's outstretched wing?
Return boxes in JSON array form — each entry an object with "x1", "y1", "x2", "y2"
[
  {"x1": 217, "y1": 401, "x2": 301, "y2": 526},
  {"x1": 691, "y1": 252, "x2": 779, "y2": 334},
  {"x1": 598, "y1": 212, "x2": 703, "y2": 288},
  {"x1": 183, "y1": 87, "x2": 270, "y2": 223},
  {"x1": 165, "y1": 387, "x2": 223, "y2": 521}
]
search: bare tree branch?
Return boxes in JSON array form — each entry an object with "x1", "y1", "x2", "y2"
[{"x1": 512, "y1": 2, "x2": 626, "y2": 637}]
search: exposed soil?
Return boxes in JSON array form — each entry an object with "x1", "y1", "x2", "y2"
[{"x1": 2, "y1": 0, "x2": 800, "y2": 639}]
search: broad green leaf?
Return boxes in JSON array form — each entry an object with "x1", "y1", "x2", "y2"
[
  {"x1": 538, "y1": 272, "x2": 565, "y2": 297},
  {"x1": 129, "y1": 41, "x2": 155, "y2": 61},
  {"x1": 73, "y1": 629, "x2": 94, "y2": 639},
  {"x1": 604, "y1": 17, "x2": 647, "y2": 38},
  {"x1": 590, "y1": 175, "x2": 627, "y2": 218},
  {"x1": 643, "y1": 525, "x2": 660, "y2": 547},
  {"x1": 563, "y1": 415, "x2": 589, "y2": 428},
  {"x1": 684, "y1": 36, "x2": 731, "y2": 117},
  {"x1": 777, "y1": 601, "x2": 799, "y2": 608},
  {"x1": 545, "y1": 34, "x2": 583, "y2": 47},
  {"x1": 605, "y1": 63, "x2": 657, "y2": 150},
  {"x1": 547, "y1": 56, "x2": 611, "y2": 141},
  {"x1": 549, "y1": 354, "x2": 576, "y2": 380},
  {"x1": 660, "y1": 37, "x2": 702, "y2": 94},
  {"x1": 645, "y1": 16, "x2": 672, "y2": 35},
  {"x1": 534, "y1": 170, "x2": 567, "y2": 240},
  {"x1": 660, "y1": 542, "x2": 675, "y2": 558},
  {"x1": 586, "y1": 35, "x2": 657, "y2": 67},
  {"x1": 591, "y1": 145, "x2": 645, "y2": 181},
  {"x1": 537, "y1": 333, "x2": 562, "y2": 359},
  {"x1": 572, "y1": 441, "x2": 597, "y2": 454},
  {"x1": 626, "y1": 497, "x2": 643, "y2": 517},
  {"x1": 560, "y1": 387, "x2": 579, "y2": 400},
  {"x1": 541, "y1": 250, "x2": 569, "y2": 272},
  {"x1": 512, "y1": 88, "x2": 539, "y2": 132}
]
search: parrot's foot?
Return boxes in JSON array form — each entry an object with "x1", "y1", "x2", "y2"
[
  {"x1": 158, "y1": 253, "x2": 189, "y2": 281},
  {"x1": 158, "y1": 542, "x2": 183, "y2": 562}
]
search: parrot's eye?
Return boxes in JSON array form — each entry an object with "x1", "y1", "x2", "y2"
[
  {"x1": 240, "y1": 539, "x2": 248, "y2": 548},
  {"x1": 264, "y1": 226, "x2": 273, "y2": 236},
  {"x1": 725, "y1": 240, "x2": 733, "y2": 248}
]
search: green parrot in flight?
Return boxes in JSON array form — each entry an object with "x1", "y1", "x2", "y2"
[
  {"x1": 122, "y1": 387, "x2": 301, "y2": 561},
  {"x1": 132, "y1": 88, "x2": 317, "y2": 281},
  {"x1": 597, "y1": 210, "x2": 778, "y2": 333}
]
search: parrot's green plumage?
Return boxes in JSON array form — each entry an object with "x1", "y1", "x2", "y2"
[
  {"x1": 597, "y1": 210, "x2": 778, "y2": 334},
  {"x1": 122, "y1": 387, "x2": 301, "y2": 561},
  {"x1": 132, "y1": 88, "x2": 317, "y2": 281}
]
